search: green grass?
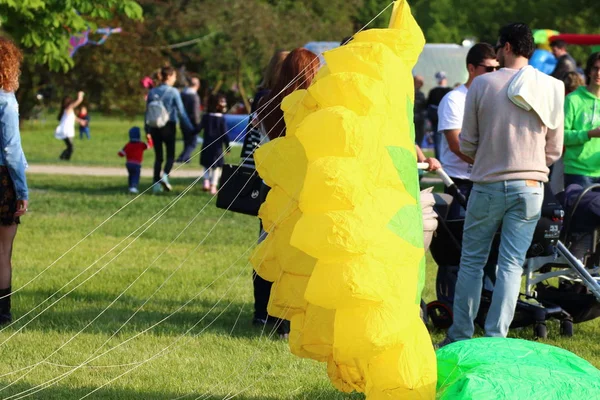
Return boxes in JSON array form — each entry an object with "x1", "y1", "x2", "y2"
[
  {"x1": 7, "y1": 116, "x2": 600, "y2": 399},
  {"x1": 5, "y1": 174, "x2": 364, "y2": 399},
  {"x1": 20, "y1": 114, "x2": 240, "y2": 168}
]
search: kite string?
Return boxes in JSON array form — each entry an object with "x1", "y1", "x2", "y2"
[
  {"x1": 83, "y1": 1, "x2": 398, "y2": 396},
  {"x1": 1, "y1": 91, "x2": 301, "y2": 399},
  {"x1": 5, "y1": 1, "x2": 396, "y2": 396},
  {"x1": 3, "y1": 38, "x2": 317, "y2": 304}
]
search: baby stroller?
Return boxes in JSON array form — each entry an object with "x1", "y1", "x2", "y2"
[
  {"x1": 421, "y1": 166, "x2": 600, "y2": 338},
  {"x1": 524, "y1": 184, "x2": 600, "y2": 335}
]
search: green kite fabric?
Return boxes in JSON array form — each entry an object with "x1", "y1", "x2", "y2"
[{"x1": 437, "y1": 337, "x2": 600, "y2": 399}]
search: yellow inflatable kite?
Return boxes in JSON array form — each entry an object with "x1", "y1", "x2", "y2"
[{"x1": 251, "y1": 1, "x2": 436, "y2": 398}]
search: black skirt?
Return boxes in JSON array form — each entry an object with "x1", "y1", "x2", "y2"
[{"x1": 0, "y1": 166, "x2": 20, "y2": 225}]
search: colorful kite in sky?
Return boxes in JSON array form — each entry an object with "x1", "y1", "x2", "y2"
[{"x1": 69, "y1": 27, "x2": 122, "y2": 57}]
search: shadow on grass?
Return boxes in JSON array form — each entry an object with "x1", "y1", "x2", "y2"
[
  {"x1": 10, "y1": 288, "x2": 276, "y2": 339},
  {"x1": 0, "y1": 382, "x2": 290, "y2": 400}
]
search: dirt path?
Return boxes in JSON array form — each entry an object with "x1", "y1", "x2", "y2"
[
  {"x1": 27, "y1": 164, "x2": 203, "y2": 178},
  {"x1": 27, "y1": 164, "x2": 442, "y2": 184}
]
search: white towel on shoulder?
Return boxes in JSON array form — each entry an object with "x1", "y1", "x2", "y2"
[{"x1": 507, "y1": 65, "x2": 565, "y2": 129}]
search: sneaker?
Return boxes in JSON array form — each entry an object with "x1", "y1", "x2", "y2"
[
  {"x1": 434, "y1": 336, "x2": 455, "y2": 350},
  {"x1": 129, "y1": 187, "x2": 139, "y2": 194},
  {"x1": 152, "y1": 184, "x2": 163, "y2": 194},
  {"x1": 160, "y1": 175, "x2": 172, "y2": 192},
  {"x1": 203, "y1": 180, "x2": 210, "y2": 192}
]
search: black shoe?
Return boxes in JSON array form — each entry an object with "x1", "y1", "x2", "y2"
[
  {"x1": 0, "y1": 313, "x2": 12, "y2": 326},
  {"x1": 252, "y1": 317, "x2": 268, "y2": 327}
]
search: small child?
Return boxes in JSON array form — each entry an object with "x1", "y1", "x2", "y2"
[
  {"x1": 199, "y1": 93, "x2": 230, "y2": 195},
  {"x1": 77, "y1": 106, "x2": 90, "y2": 139},
  {"x1": 118, "y1": 127, "x2": 153, "y2": 194}
]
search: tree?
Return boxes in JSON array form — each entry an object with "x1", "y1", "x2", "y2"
[
  {"x1": 353, "y1": 0, "x2": 394, "y2": 31},
  {"x1": 410, "y1": 0, "x2": 600, "y2": 49},
  {"x1": 0, "y1": 0, "x2": 143, "y2": 72}
]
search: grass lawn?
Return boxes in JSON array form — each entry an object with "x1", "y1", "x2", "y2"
[
  {"x1": 5, "y1": 116, "x2": 599, "y2": 399},
  {"x1": 20, "y1": 114, "x2": 241, "y2": 168}
]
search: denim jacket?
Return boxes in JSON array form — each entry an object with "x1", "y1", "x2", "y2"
[
  {"x1": 145, "y1": 85, "x2": 194, "y2": 133},
  {"x1": 0, "y1": 91, "x2": 28, "y2": 200}
]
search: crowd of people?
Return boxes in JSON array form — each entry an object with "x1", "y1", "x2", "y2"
[
  {"x1": 0, "y1": 19, "x2": 598, "y2": 356},
  {"x1": 419, "y1": 23, "x2": 599, "y2": 348}
]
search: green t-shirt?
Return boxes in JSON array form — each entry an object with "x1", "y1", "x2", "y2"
[{"x1": 563, "y1": 85, "x2": 600, "y2": 177}]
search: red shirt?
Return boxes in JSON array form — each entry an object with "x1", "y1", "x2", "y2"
[{"x1": 118, "y1": 137, "x2": 153, "y2": 165}]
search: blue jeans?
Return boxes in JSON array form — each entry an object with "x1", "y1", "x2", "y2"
[
  {"x1": 433, "y1": 130, "x2": 442, "y2": 160},
  {"x1": 79, "y1": 128, "x2": 90, "y2": 139},
  {"x1": 448, "y1": 180, "x2": 543, "y2": 340},
  {"x1": 126, "y1": 162, "x2": 141, "y2": 189},
  {"x1": 177, "y1": 131, "x2": 198, "y2": 163},
  {"x1": 564, "y1": 174, "x2": 600, "y2": 189}
]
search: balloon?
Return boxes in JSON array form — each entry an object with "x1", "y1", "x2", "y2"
[
  {"x1": 529, "y1": 49, "x2": 557, "y2": 75},
  {"x1": 251, "y1": 1, "x2": 436, "y2": 398},
  {"x1": 533, "y1": 29, "x2": 560, "y2": 51}
]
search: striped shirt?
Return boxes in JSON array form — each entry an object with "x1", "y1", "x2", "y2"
[{"x1": 240, "y1": 119, "x2": 262, "y2": 169}]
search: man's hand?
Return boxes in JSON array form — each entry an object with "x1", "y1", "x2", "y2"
[
  {"x1": 15, "y1": 199, "x2": 28, "y2": 217},
  {"x1": 425, "y1": 157, "x2": 441, "y2": 171},
  {"x1": 589, "y1": 128, "x2": 600, "y2": 138}
]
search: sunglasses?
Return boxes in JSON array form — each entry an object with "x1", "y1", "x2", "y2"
[
  {"x1": 478, "y1": 64, "x2": 500, "y2": 72},
  {"x1": 494, "y1": 42, "x2": 505, "y2": 53}
]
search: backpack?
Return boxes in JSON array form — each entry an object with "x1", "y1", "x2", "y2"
[{"x1": 146, "y1": 89, "x2": 170, "y2": 128}]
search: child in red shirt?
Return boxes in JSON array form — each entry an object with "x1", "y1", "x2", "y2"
[{"x1": 118, "y1": 127, "x2": 153, "y2": 194}]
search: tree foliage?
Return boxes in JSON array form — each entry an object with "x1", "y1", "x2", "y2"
[
  {"x1": 411, "y1": 0, "x2": 600, "y2": 49},
  {"x1": 5, "y1": 0, "x2": 600, "y2": 118},
  {"x1": 0, "y1": 0, "x2": 143, "y2": 71}
]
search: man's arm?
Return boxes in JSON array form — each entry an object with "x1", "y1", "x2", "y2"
[
  {"x1": 444, "y1": 129, "x2": 474, "y2": 164},
  {"x1": 193, "y1": 94, "x2": 201, "y2": 126},
  {"x1": 415, "y1": 145, "x2": 441, "y2": 171},
  {"x1": 459, "y1": 82, "x2": 480, "y2": 159},
  {"x1": 546, "y1": 93, "x2": 565, "y2": 166}
]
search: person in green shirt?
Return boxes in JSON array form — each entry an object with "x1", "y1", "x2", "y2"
[{"x1": 563, "y1": 52, "x2": 600, "y2": 188}]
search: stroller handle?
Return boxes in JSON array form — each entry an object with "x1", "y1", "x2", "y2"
[
  {"x1": 417, "y1": 163, "x2": 468, "y2": 208},
  {"x1": 417, "y1": 163, "x2": 454, "y2": 187}
]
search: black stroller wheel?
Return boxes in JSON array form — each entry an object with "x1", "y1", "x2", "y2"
[
  {"x1": 534, "y1": 323, "x2": 548, "y2": 339},
  {"x1": 560, "y1": 320, "x2": 574, "y2": 337},
  {"x1": 427, "y1": 301, "x2": 453, "y2": 329}
]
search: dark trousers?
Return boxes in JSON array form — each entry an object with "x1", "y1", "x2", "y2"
[
  {"x1": 177, "y1": 130, "x2": 198, "y2": 163},
  {"x1": 60, "y1": 138, "x2": 74, "y2": 160},
  {"x1": 126, "y1": 162, "x2": 141, "y2": 189},
  {"x1": 414, "y1": 120, "x2": 425, "y2": 147},
  {"x1": 564, "y1": 174, "x2": 600, "y2": 189},
  {"x1": 445, "y1": 178, "x2": 473, "y2": 220},
  {"x1": 150, "y1": 122, "x2": 176, "y2": 183},
  {"x1": 253, "y1": 270, "x2": 272, "y2": 321},
  {"x1": 253, "y1": 183, "x2": 289, "y2": 334}
]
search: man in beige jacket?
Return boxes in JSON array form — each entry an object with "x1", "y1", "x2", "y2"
[{"x1": 438, "y1": 23, "x2": 564, "y2": 347}]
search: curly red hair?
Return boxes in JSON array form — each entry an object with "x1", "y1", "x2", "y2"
[{"x1": 0, "y1": 37, "x2": 22, "y2": 92}]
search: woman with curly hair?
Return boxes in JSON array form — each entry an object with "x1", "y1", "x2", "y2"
[{"x1": 0, "y1": 37, "x2": 29, "y2": 324}]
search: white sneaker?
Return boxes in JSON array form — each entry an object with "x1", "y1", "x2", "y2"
[
  {"x1": 160, "y1": 175, "x2": 172, "y2": 192},
  {"x1": 152, "y1": 184, "x2": 163, "y2": 194},
  {"x1": 129, "y1": 187, "x2": 139, "y2": 194}
]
